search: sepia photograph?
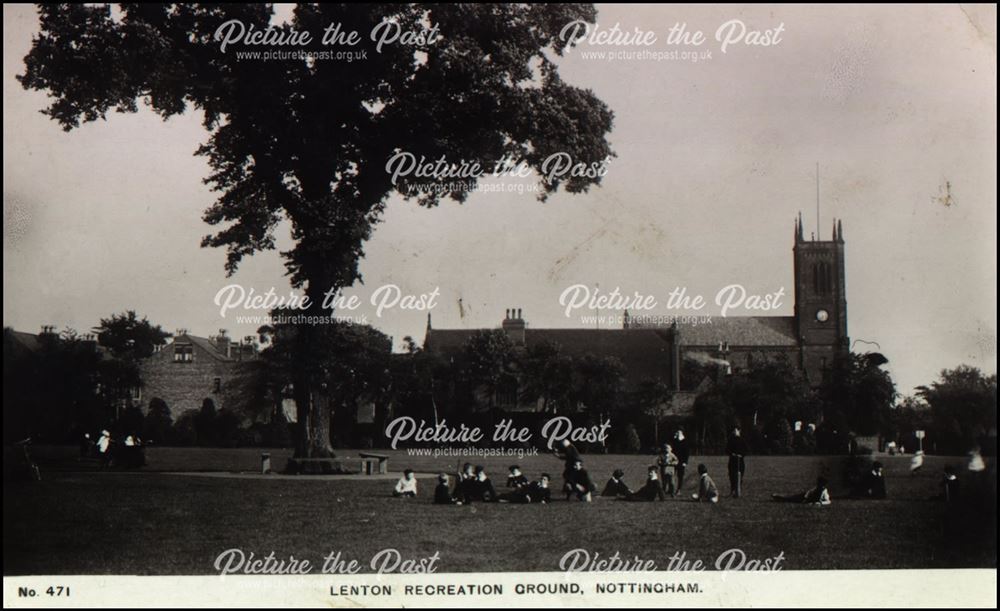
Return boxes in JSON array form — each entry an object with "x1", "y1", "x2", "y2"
[{"x1": 3, "y1": 3, "x2": 997, "y2": 607}]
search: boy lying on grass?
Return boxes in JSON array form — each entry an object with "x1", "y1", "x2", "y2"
[{"x1": 772, "y1": 476, "x2": 832, "y2": 506}]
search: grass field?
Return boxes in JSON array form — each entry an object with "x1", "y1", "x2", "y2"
[{"x1": 3, "y1": 447, "x2": 996, "y2": 575}]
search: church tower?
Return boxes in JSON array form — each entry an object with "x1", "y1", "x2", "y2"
[{"x1": 793, "y1": 214, "x2": 848, "y2": 385}]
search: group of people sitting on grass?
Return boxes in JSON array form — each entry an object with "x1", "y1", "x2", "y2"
[
  {"x1": 392, "y1": 436, "x2": 970, "y2": 507},
  {"x1": 558, "y1": 436, "x2": 720, "y2": 504},
  {"x1": 392, "y1": 464, "x2": 552, "y2": 504},
  {"x1": 601, "y1": 463, "x2": 722, "y2": 503},
  {"x1": 393, "y1": 458, "x2": 723, "y2": 505}
]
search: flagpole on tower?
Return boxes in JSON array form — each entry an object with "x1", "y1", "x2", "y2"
[{"x1": 816, "y1": 162, "x2": 820, "y2": 239}]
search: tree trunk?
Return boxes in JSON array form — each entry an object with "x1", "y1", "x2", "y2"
[
  {"x1": 292, "y1": 377, "x2": 334, "y2": 458},
  {"x1": 285, "y1": 180, "x2": 367, "y2": 459},
  {"x1": 291, "y1": 283, "x2": 336, "y2": 458}
]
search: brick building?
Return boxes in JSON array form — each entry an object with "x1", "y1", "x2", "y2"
[{"x1": 138, "y1": 330, "x2": 256, "y2": 419}]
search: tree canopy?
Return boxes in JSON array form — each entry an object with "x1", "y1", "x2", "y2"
[
  {"x1": 20, "y1": 3, "x2": 614, "y2": 293},
  {"x1": 19, "y1": 4, "x2": 615, "y2": 456}
]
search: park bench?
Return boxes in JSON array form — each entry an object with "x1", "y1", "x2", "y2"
[{"x1": 358, "y1": 452, "x2": 388, "y2": 475}]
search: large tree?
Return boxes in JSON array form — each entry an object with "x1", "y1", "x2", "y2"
[
  {"x1": 917, "y1": 365, "x2": 997, "y2": 454},
  {"x1": 95, "y1": 311, "x2": 172, "y2": 412},
  {"x1": 20, "y1": 4, "x2": 614, "y2": 456},
  {"x1": 95, "y1": 311, "x2": 171, "y2": 361},
  {"x1": 463, "y1": 329, "x2": 516, "y2": 414},
  {"x1": 518, "y1": 340, "x2": 574, "y2": 413},
  {"x1": 821, "y1": 352, "x2": 896, "y2": 437},
  {"x1": 3, "y1": 327, "x2": 104, "y2": 442}
]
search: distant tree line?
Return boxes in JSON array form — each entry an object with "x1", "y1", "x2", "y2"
[
  {"x1": 3, "y1": 312, "x2": 170, "y2": 444},
  {"x1": 5, "y1": 314, "x2": 996, "y2": 456}
]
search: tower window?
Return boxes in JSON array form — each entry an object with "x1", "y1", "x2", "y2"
[{"x1": 813, "y1": 262, "x2": 833, "y2": 295}]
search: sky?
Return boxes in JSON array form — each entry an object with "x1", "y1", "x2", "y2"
[{"x1": 3, "y1": 4, "x2": 997, "y2": 395}]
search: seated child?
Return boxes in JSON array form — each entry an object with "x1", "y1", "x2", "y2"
[
  {"x1": 434, "y1": 473, "x2": 462, "y2": 505},
  {"x1": 657, "y1": 443, "x2": 679, "y2": 496},
  {"x1": 468, "y1": 465, "x2": 498, "y2": 503},
  {"x1": 772, "y1": 476, "x2": 832, "y2": 505},
  {"x1": 453, "y1": 462, "x2": 476, "y2": 503},
  {"x1": 564, "y1": 459, "x2": 597, "y2": 502},
  {"x1": 691, "y1": 464, "x2": 719, "y2": 503},
  {"x1": 507, "y1": 465, "x2": 529, "y2": 490},
  {"x1": 521, "y1": 473, "x2": 552, "y2": 504},
  {"x1": 393, "y1": 469, "x2": 418, "y2": 497},
  {"x1": 626, "y1": 466, "x2": 667, "y2": 501},
  {"x1": 602, "y1": 468, "x2": 633, "y2": 498}
]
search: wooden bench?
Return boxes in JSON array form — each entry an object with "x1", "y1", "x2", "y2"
[{"x1": 358, "y1": 452, "x2": 388, "y2": 475}]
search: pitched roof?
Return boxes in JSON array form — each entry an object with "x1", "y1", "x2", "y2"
[
  {"x1": 8, "y1": 330, "x2": 42, "y2": 352},
  {"x1": 423, "y1": 328, "x2": 481, "y2": 354},
  {"x1": 639, "y1": 316, "x2": 798, "y2": 347},
  {"x1": 5, "y1": 329, "x2": 112, "y2": 357},
  {"x1": 424, "y1": 327, "x2": 676, "y2": 388},
  {"x1": 173, "y1": 333, "x2": 235, "y2": 361}
]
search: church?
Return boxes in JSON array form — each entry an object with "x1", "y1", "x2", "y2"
[{"x1": 422, "y1": 215, "x2": 849, "y2": 414}]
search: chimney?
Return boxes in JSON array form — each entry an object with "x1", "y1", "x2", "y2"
[
  {"x1": 238, "y1": 335, "x2": 257, "y2": 360},
  {"x1": 501, "y1": 308, "x2": 526, "y2": 345},
  {"x1": 215, "y1": 329, "x2": 231, "y2": 358}
]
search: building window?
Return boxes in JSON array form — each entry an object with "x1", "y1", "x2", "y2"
[
  {"x1": 131, "y1": 386, "x2": 142, "y2": 402},
  {"x1": 173, "y1": 344, "x2": 193, "y2": 362},
  {"x1": 213, "y1": 377, "x2": 222, "y2": 393}
]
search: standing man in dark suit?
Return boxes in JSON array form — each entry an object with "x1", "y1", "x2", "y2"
[
  {"x1": 726, "y1": 426, "x2": 749, "y2": 497},
  {"x1": 673, "y1": 429, "x2": 691, "y2": 491}
]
